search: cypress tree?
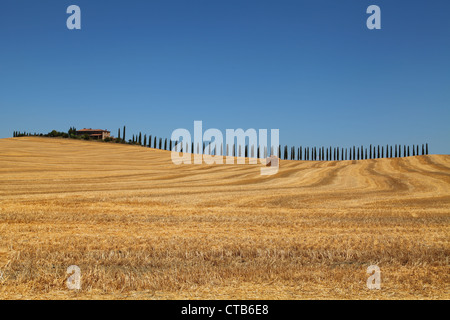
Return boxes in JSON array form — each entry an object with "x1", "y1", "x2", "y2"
[
  {"x1": 154, "y1": 136, "x2": 157, "y2": 149},
  {"x1": 123, "y1": 126, "x2": 126, "y2": 142},
  {"x1": 369, "y1": 144, "x2": 372, "y2": 159},
  {"x1": 159, "y1": 138, "x2": 162, "y2": 149},
  {"x1": 416, "y1": 145, "x2": 419, "y2": 156},
  {"x1": 413, "y1": 145, "x2": 415, "y2": 156},
  {"x1": 426, "y1": 143, "x2": 428, "y2": 155},
  {"x1": 132, "y1": 134, "x2": 135, "y2": 143},
  {"x1": 395, "y1": 145, "x2": 397, "y2": 158},
  {"x1": 139, "y1": 133, "x2": 142, "y2": 145},
  {"x1": 164, "y1": 138, "x2": 167, "y2": 150},
  {"x1": 149, "y1": 135, "x2": 152, "y2": 147},
  {"x1": 118, "y1": 128, "x2": 120, "y2": 140},
  {"x1": 143, "y1": 134, "x2": 147, "y2": 147},
  {"x1": 300, "y1": 146, "x2": 302, "y2": 160}
]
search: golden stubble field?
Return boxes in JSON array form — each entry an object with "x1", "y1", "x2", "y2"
[{"x1": 0, "y1": 137, "x2": 448, "y2": 299}]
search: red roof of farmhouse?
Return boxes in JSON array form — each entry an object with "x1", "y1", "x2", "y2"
[{"x1": 76, "y1": 128, "x2": 109, "y2": 132}]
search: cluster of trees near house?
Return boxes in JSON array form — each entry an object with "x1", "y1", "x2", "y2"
[
  {"x1": 13, "y1": 126, "x2": 429, "y2": 160},
  {"x1": 12, "y1": 127, "x2": 117, "y2": 142}
]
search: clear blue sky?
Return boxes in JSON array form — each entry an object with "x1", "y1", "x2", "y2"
[{"x1": 1, "y1": 0, "x2": 449, "y2": 154}]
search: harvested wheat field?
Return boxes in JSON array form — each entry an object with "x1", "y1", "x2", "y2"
[{"x1": 0, "y1": 137, "x2": 449, "y2": 299}]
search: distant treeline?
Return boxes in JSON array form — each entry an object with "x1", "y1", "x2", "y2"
[{"x1": 13, "y1": 127, "x2": 429, "y2": 160}]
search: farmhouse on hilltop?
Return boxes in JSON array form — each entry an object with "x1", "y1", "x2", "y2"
[{"x1": 76, "y1": 128, "x2": 110, "y2": 140}]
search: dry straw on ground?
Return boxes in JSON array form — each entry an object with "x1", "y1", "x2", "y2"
[{"x1": 0, "y1": 137, "x2": 448, "y2": 299}]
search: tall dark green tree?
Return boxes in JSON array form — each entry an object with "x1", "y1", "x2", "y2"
[
  {"x1": 426, "y1": 143, "x2": 429, "y2": 155},
  {"x1": 123, "y1": 126, "x2": 126, "y2": 142},
  {"x1": 143, "y1": 134, "x2": 147, "y2": 147}
]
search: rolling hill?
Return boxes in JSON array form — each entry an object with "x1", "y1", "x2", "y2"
[{"x1": 0, "y1": 137, "x2": 448, "y2": 299}]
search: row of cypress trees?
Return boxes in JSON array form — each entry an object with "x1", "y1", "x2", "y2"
[
  {"x1": 124, "y1": 127, "x2": 430, "y2": 161},
  {"x1": 276, "y1": 143, "x2": 429, "y2": 161}
]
